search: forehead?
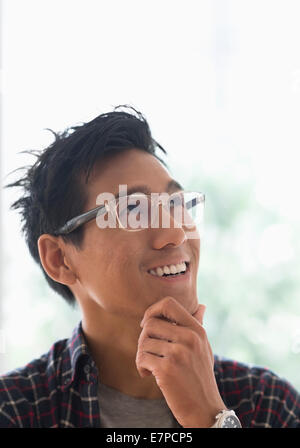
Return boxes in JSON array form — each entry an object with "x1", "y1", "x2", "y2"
[{"x1": 85, "y1": 148, "x2": 175, "y2": 207}]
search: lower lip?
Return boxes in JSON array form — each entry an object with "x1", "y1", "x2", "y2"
[{"x1": 147, "y1": 265, "x2": 191, "y2": 283}]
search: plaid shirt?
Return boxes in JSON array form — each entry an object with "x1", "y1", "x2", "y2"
[{"x1": 0, "y1": 320, "x2": 299, "y2": 428}]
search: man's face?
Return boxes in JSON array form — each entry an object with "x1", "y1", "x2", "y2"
[{"x1": 67, "y1": 148, "x2": 200, "y2": 320}]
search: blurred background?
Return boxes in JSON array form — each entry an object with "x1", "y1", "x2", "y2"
[{"x1": 1, "y1": 0, "x2": 300, "y2": 390}]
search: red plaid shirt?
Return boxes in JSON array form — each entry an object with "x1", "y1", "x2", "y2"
[{"x1": 0, "y1": 320, "x2": 299, "y2": 428}]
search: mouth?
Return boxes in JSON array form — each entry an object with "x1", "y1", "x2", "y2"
[{"x1": 147, "y1": 261, "x2": 191, "y2": 282}]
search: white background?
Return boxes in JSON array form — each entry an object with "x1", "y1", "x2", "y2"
[{"x1": 1, "y1": 0, "x2": 300, "y2": 389}]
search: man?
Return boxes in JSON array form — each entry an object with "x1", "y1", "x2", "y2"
[{"x1": 0, "y1": 106, "x2": 299, "y2": 428}]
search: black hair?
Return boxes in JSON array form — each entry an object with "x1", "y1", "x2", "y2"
[{"x1": 4, "y1": 105, "x2": 168, "y2": 307}]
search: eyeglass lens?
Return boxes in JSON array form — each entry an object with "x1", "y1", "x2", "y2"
[{"x1": 116, "y1": 192, "x2": 204, "y2": 231}]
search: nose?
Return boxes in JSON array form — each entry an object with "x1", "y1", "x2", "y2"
[{"x1": 150, "y1": 201, "x2": 188, "y2": 249}]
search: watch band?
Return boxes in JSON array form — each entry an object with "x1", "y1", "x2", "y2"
[{"x1": 210, "y1": 409, "x2": 242, "y2": 428}]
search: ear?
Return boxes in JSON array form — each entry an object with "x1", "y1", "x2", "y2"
[{"x1": 37, "y1": 234, "x2": 77, "y2": 286}]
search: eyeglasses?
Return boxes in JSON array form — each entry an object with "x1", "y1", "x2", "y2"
[{"x1": 53, "y1": 191, "x2": 205, "y2": 236}]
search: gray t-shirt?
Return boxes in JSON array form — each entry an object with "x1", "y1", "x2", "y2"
[{"x1": 98, "y1": 382, "x2": 182, "y2": 428}]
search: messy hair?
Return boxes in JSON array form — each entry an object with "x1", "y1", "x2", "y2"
[{"x1": 4, "y1": 106, "x2": 168, "y2": 307}]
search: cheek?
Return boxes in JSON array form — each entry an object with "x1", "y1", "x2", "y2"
[
  {"x1": 103, "y1": 254, "x2": 129, "y2": 280},
  {"x1": 91, "y1": 246, "x2": 145, "y2": 311},
  {"x1": 190, "y1": 238, "x2": 200, "y2": 263},
  {"x1": 94, "y1": 242, "x2": 139, "y2": 283}
]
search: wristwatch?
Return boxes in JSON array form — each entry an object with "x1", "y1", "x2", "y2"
[{"x1": 210, "y1": 410, "x2": 242, "y2": 428}]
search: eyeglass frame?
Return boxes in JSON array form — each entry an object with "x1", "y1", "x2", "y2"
[{"x1": 52, "y1": 190, "x2": 205, "y2": 236}]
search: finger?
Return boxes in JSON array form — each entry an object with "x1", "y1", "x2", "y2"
[
  {"x1": 192, "y1": 304, "x2": 206, "y2": 326},
  {"x1": 139, "y1": 337, "x2": 171, "y2": 358},
  {"x1": 138, "y1": 316, "x2": 204, "y2": 363},
  {"x1": 140, "y1": 296, "x2": 199, "y2": 330},
  {"x1": 138, "y1": 317, "x2": 179, "y2": 344},
  {"x1": 136, "y1": 346, "x2": 164, "y2": 378}
]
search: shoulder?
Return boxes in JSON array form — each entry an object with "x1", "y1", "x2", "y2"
[
  {"x1": 0, "y1": 337, "x2": 69, "y2": 428},
  {"x1": 214, "y1": 355, "x2": 300, "y2": 428}
]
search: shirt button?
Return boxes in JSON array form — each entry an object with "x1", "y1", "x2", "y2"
[{"x1": 84, "y1": 364, "x2": 91, "y2": 375}]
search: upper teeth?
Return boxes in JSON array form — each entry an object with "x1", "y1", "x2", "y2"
[{"x1": 149, "y1": 262, "x2": 187, "y2": 277}]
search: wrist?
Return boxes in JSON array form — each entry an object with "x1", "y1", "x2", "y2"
[
  {"x1": 210, "y1": 409, "x2": 242, "y2": 428},
  {"x1": 182, "y1": 405, "x2": 227, "y2": 428}
]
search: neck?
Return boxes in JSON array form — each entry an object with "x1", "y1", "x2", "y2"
[{"x1": 81, "y1": 308, "x2": 164, "y2": 400}]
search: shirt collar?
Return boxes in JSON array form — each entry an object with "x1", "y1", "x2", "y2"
[{"x1": 62, "y1": 320, "x2": 96, "y2": 390}]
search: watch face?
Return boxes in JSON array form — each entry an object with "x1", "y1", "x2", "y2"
[{"x1": 222, "y1": 415, "x2": 242, "y2": 428}]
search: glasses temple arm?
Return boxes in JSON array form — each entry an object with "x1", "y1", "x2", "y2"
[{"x1": 53, "y1": 205, "x2": 106, "y2": 235}]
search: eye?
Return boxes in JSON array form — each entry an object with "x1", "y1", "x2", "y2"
[
  {"x1": 127, "y1": 204, "x2": 139, "y2": 213},
  {"x1": 125, "y1": 196, "x2": 144, "y2": 214},
  {"x1": 118, "y1": 201, "x2": 140, "y2": 218},
  {"x1": 168, "y1": 193, "x2": 183, "y2": 208}
]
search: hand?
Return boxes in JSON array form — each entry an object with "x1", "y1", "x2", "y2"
[{"x1": 136, "y1": 296, "x2": 226, "y2": 427}]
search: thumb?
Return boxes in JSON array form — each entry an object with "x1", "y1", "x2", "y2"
[{"x1": 192, "y1": 303, "x2": 206, "y2": 325}]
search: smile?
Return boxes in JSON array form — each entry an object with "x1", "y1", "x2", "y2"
[{"x1": 147, "y1": 261, "x2": 190, "y2": 282}]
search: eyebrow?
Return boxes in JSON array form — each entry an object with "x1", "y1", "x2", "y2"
[{"x1": 114, "y1": 179, "x2": 184, "y2": 199}]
